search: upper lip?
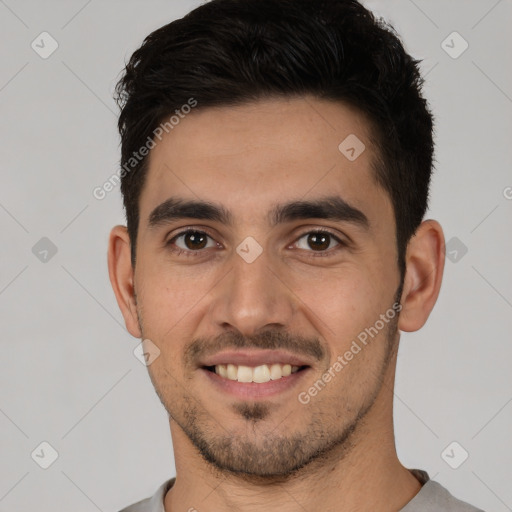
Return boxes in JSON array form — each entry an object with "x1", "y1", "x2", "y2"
[{"x1": 199, "y1": 349, "x2": 313, "y2": 368}]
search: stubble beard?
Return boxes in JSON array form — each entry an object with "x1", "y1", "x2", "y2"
[
  {"x1": 148, "y1": 320, "x2": 399, "y2": 481},
  {"x1": 137, "y1": 284, "x2": 402, "y2": 481}
]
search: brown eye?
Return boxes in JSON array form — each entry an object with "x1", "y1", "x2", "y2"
[
  {"x1": 168, "y1": 229, "x2": 216, "y2": 254},
  {"x1": 294, "y1": 230, "x2": 343, "y2": 255},
  {"x1": 182, "y1": 231, "x2": 208, "y2": 250}
]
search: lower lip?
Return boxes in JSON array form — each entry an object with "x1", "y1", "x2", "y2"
[{"x1": 200, "y1": 367, "x2": 310, "y2": 399}]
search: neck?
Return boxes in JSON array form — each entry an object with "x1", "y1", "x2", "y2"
[{"x1": 164, "y1": 355, "x2": 422, "y2": 512}]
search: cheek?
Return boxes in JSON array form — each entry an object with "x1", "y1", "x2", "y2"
[
  {"x1": 139, "y1": 262, "x2": 214, "y2": 323},
  {"x1": 291, "y1": 265, "x2": 391, "y2": 352}
]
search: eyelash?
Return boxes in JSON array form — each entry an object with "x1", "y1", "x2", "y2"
[{"x1": 166, "y1": 228, "x2": 345, "y2": 258}]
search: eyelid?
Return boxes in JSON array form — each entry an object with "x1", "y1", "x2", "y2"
[
  {"x1": 166, "y1": 225, "x2": 218, "y2": 242},
  {"x1": 294, "y1": 227, "x2": 345, "y2": 243}
]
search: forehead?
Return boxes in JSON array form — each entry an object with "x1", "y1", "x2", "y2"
[{"x1": 139, "y1": 96, "x2": 391, "y2": 228}]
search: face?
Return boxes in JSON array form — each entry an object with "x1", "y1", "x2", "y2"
[{"x1": 129, "y1": 96, "x2": 403, "y2": 477}]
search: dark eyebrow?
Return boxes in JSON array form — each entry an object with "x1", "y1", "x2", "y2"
[
  {"x1": 268, "y1": 195, "x2": 369, "y2": 229},
  {"x1": 147, "y1": 195, "x2": 369, "y2": 230},
  {"x1": 148, "y1": 198, "x2": 234, "y2": 228}
]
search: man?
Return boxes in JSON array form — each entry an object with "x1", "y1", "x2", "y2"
[{"x1": 108, "y1": 0, "x2": 484, "y2": 510}]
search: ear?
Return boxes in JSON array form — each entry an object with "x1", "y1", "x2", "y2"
[
  {"x1": 398, "y1": 220, "x2": 445, "y2": 332},
  {"x1": 107, "y1": 225, "x2": 142, "y2": 338}
]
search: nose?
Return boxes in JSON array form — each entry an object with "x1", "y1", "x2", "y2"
[{"x1": 208, "y1": 243, "x2": 296, "y2": 337}]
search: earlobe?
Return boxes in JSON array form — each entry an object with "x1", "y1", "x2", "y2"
[
  {"x1": 107, "y1": 225, "x2": 142, "y2": 338},
  {"x1": 398, "y1": 220, "x2": 445, "y2": 332}
]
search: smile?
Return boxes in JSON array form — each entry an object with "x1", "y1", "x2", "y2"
[{"x1": 206, "y1": 363, "x2": 303, "y2": 383}]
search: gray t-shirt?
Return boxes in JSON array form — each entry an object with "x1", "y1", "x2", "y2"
[{"x1": 118, "y1": 469, "x2": 484, "y2": 511}]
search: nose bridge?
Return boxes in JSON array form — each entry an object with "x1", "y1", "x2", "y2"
[{"x1": 210, "y1": 242, "x2": 294, "y2": 334}]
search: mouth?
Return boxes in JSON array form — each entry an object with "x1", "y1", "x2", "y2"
[
  {"x1": 203, "y1": 363, "x2": 308, "y2": 383},
  {"x1": 201, "y1": 364, "x2": 310, "y2": 399},
  {"x1": 198, "y1": 350, "x2": 312, "y2": 399}
]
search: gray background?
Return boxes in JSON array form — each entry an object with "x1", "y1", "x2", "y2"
[{"x1": 1, "y1": 0, "x2": 511, "y2": 510}]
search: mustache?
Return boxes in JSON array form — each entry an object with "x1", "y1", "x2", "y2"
[{"x1": 183, "y1": 329, "x2": 326, "y2": 367}]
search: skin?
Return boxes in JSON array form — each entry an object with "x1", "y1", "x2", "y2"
[{"x1": 108, "y1": 96, "x2": 445, "y2": 511}]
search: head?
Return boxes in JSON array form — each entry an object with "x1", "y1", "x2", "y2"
[
  {"x1": 109, "y1": 0, "x2": 444, "y2": 479},
  {"x1": 115, "y1": 0, "x2": 435, "y2": 276}
]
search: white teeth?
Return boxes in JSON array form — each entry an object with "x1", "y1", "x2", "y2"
[
  {"x1": 227, "y1": 363, "x2": 237, "y2": 380},
  {"x1": 269, "y1": 363, "x2": 282, "y2": 380},
  {"x1": 213, "y1": 363, "x2": 302, "y2": 383},
  {"x1": 253, "y1": 364, "x2": 271, "y2": 383},
  {"x1": 237, "y1": 365, "x2": 253, "y2": 383}
]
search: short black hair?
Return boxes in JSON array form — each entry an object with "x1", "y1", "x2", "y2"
[{"x1": 114, "y1": 0, "x2": 435, "y2": 275}]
